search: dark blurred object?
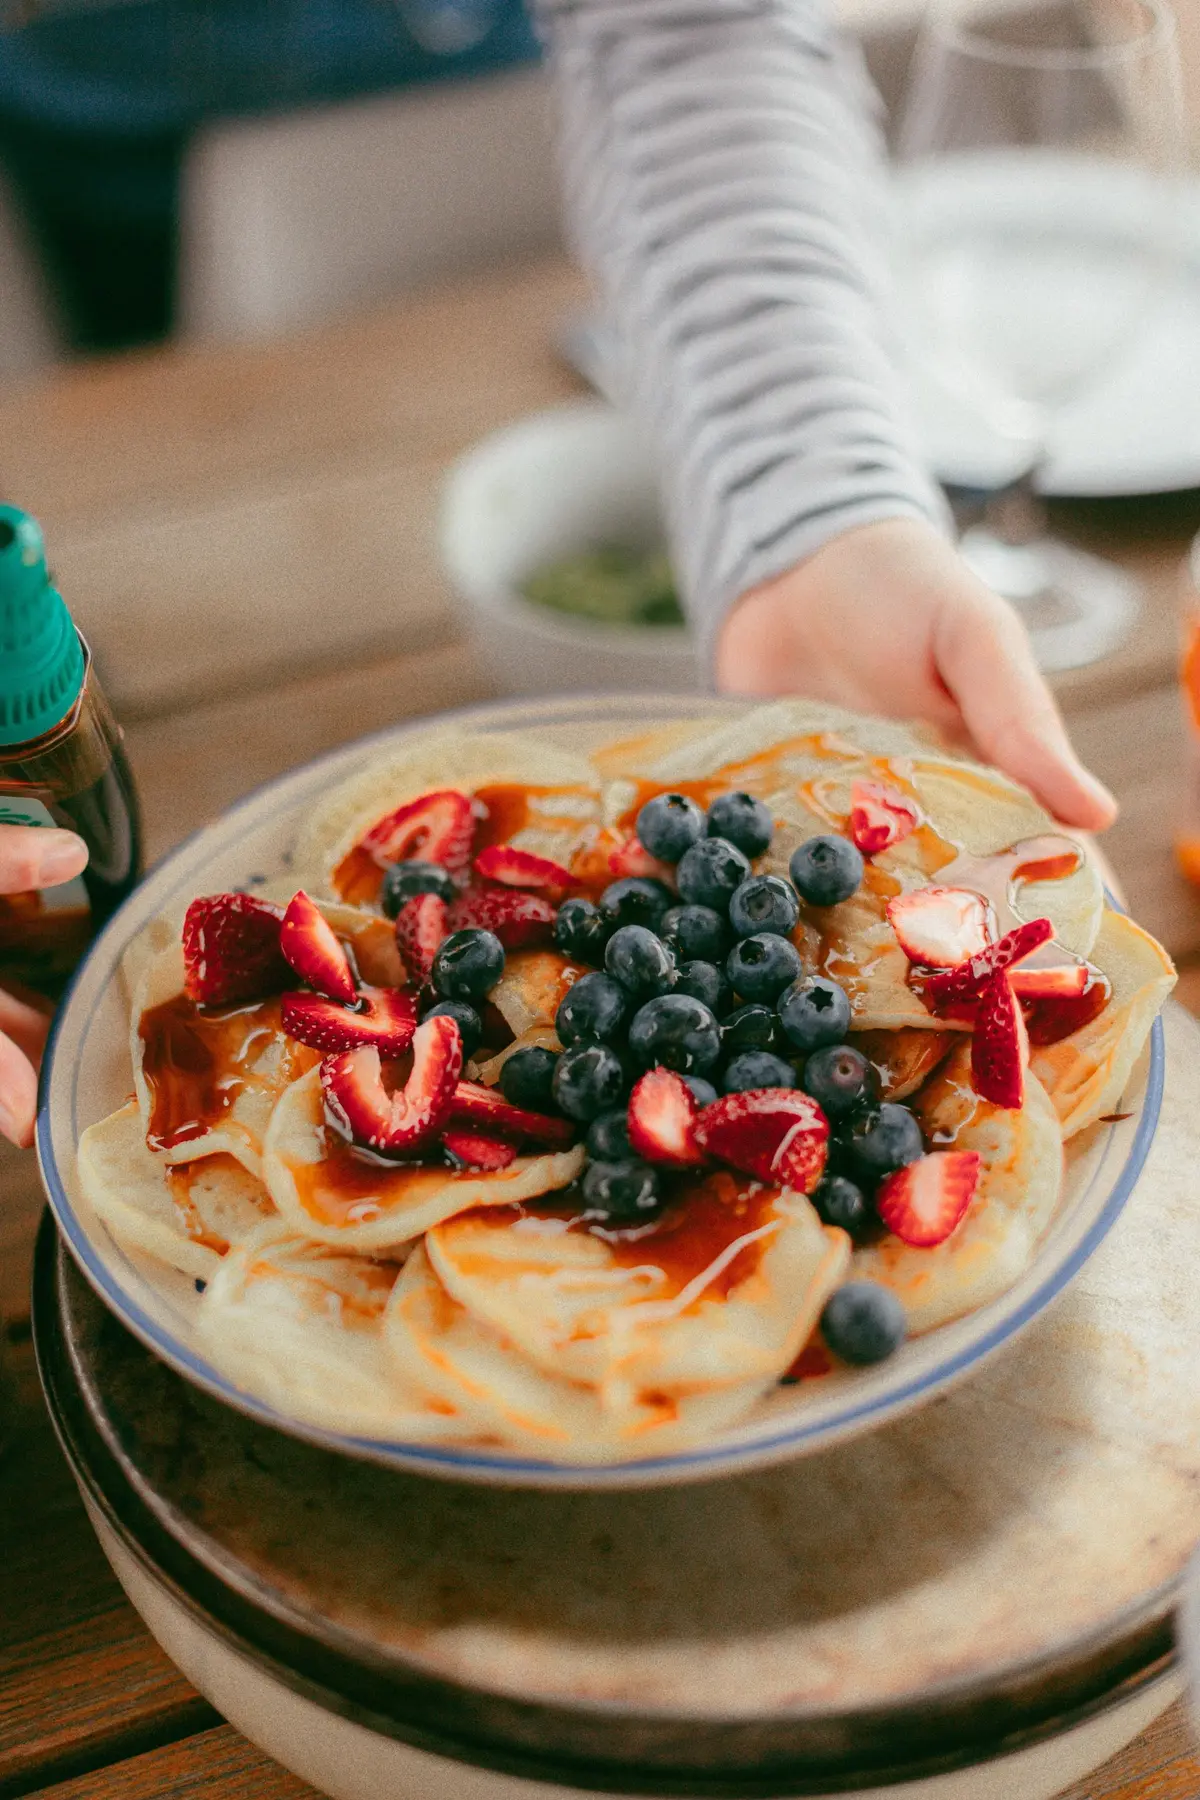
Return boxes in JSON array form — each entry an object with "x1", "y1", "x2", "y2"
[{"x1": 0, "y1": 0, "x2": 539, "y2": 350}]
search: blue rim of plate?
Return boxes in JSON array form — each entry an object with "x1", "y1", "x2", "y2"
[{"x1": 34, "y1": 707, "x2": 1166, "y2": 1486}]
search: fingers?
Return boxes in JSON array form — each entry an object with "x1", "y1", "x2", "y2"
[
  {"x1": 0, "y1": 1028, "x2": 38, "y2": 1149},
  {"x1": 0, "y1": 986, "x2": 52, "y2": 1065},
  {"x1": 934, "y1": 591, "x2": 1118, "y2": 832},
  {"x1": 0, "y1": 824, "x2": 89, "y2": 895}
]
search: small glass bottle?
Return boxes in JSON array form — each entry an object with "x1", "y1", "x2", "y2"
[
  {"x1": 0, "y1": 504, "x2": 142, "y2": 999},
  {"x1": 1176, "y1": 534, "x2": 1200, "y2": 889}
]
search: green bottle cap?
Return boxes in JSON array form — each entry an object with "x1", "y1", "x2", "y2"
[{"x1": 0, "y1": 504, "x2": 86, "y2": 747}]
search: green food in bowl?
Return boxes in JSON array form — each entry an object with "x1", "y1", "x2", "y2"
[{"x1": 521, "y1": 546, "x2": 684, "y2": 628}]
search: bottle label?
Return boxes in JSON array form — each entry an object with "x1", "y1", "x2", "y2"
[{"x1": 0, "y1": 796, "x2": 91, "y2": 917}]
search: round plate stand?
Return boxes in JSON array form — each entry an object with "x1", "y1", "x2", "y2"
[{"x1": 33, "y1": 1007, "x2": 1200, "y2": 1800}]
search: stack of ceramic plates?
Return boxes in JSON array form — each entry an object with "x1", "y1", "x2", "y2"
[{"x1": 35, "y1": 1179, "x2": 1194, "y2": 1800}]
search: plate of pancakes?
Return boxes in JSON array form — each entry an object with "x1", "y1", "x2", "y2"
[{"x1": 38, "y1": 696, "x2": 1175, "y2": 1488}]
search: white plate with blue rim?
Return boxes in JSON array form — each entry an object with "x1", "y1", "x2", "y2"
[{"x1": 36, "y1": 694, "x2": 1164, "y2": 1490}]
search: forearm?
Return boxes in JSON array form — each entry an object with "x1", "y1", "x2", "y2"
[{"x1": 532, "y1": 0, "x2": 950, "y2": 668}]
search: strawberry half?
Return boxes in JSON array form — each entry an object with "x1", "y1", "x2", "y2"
[
  {"x1": 448, "y1": 885, "x2": 557, "y2": 949},
  {"x1": 474, "y1": 845, "x2": 573, "y2": 890},
  {"x1": 357, "y1": 789, "x2": 474, "y2": 875},
  {"x1": 394, "y1": 893, "x2": 448, "y2": 985},
  {"x1": 695, "y1": 1090, "x2": 829, "y2": 1194},
  {"x1": 849, "y1": 780, "x2": 919, "y2": 857},
  {"x1": 181, "y1": 892, "x2": 289, "y2": 1007},
  {"x1": 887, "y1": 887, "x2": 994, "y2": 968},
  {"x1": 1009, "y1": 963, "x2": 1090, "y2": 999},
  {"x1": 448, "y1": 1079, "x2": 576, "y2": 1148},
  {"x1": 279, "y1": 890, "x2": 357, "y2": 1004},
  {"x1": 877, "y1": 1150, "x2": 981, "y2": 1247},
  {"x1": 627, "y1": 1069, "x2": 706, "y2": 1167},
  {"x1": 321, "y1": 1015, "x2": 463, "y2": 1153},
  {"x1": 442, "y1": 1127, "x2": 519, "y2": 1171},
  {"x1": 608, "y1": 836, "x2": 675, "y2": 883},
  {"x1": 281, "y1": 985, "x2": 418, "y2": 1055},
  {"x1": 922, "y1": 917, "x2": 1054, "y2": 1015},
  {"x1": 971, "y1": 971, "x2": 1028, "y2": 1109}
]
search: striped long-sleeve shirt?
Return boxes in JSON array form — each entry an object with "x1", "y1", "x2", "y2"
[{"x1": 530, "y1": 0, "x2": 950, "y2": 669}]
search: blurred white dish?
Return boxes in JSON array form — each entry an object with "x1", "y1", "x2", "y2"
[{"x1": 439, "y1": 402, "x2": 699, "y2": 696}]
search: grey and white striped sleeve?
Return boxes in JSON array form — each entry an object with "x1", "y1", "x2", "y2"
[{"x1": 530, "y1": 0, "x2": 952, "y2": 672}]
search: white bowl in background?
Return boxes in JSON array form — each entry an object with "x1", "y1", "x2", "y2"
[{"x1": 439, "y1": 401, "x2": 700, "y2": 695}]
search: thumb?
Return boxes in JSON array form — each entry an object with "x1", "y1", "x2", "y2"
[{"x1": 934, "y1": 591, "x2": 1117, "y2": 832}]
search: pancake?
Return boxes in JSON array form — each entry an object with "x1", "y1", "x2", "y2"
[
  {"x1": 1030, "y1": 909, "x2": 1175, "y2": 1140},
  {"x1": 78, "y1": 1102, "x2": 274, "y2": 1282},
  {"x1": 425, "y1": 1174, "x2": 850, "y2": 1409},
  {"x1": 263, "y1": 1065, "x2": 585, "y2": 1254},
  {"x1": 292, "y1": 727, "x2": 601, "y2": 899},
  {"x1": 196, "y1": 1219, "x2": 473, "y2": 1439},
  {"x1": 852, "y1": 1042, "x2": 1065, "y2": 1333},
  {"x1": 385, "y1": 1245, "x2": 770, "y2": 1460}
]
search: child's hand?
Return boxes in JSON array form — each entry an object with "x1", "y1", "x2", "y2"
[
  {"x1": 715, "y1": 518, "x2": 1116, "y2": 832},
  {"x1": 0, "y1": 825, "x2": 88, "y2": 1149}
]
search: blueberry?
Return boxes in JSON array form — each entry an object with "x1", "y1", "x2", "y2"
[
  {"x1": 605, "y1": 924, "x2": 676, "y2": 998},
  {"x1": 820, "y1": 1282, "x2": 907, "y2": 1364},
  {"x1": 802, "y1": 1043, "x2": 877, "y2": 1117},
  {"x1": 722, "y1": 1050, "x2": 797, "y2": 1093},
  {"x1": 777, "y1": 975, "x2": 852, "y2": 1052},
  {"x1": 586, "y1": 1108, "x2": 634, "y2": 1160},
  {"x1": 555, "y1": 897, "x2": 613, "y2": 965},
  {"x1": 789, "y1": 835, "x2": 864, "y2": 907},
  {"x1": 636, "y1": 792, "x2": 706, "y2": 863},
  {"x1": 380, "y1": 859, "x2": 457, "y2": 917},
  {"x1": 729, "y1": 874, "x2": 801, "y2": 940},
  {"x1": 680, "y1": 1074, "x2": 719, "y2": 1107},
  {"x1": 582, "y1": 1158, "x2": 663, "y2": 1221},
  {"x1": 499, "y1": 1045, "x2": 560, "y2": 1112},
  {"x1": 556, "y1": 971, "x2": 628, "y2": 1046},
  {"x1": 722, "y1": 1002, "x2": 786, "y2": 1058},
  {"x1": 673, "y1": 959, "x2": 731, "y2": 1015},
  {"x1": 727, "y1": 932, "x2": 803, "y2": 1003},
  {"x1": 628, "y1": 993, "x2": 722, "y2": 1074},
  {"x1": 424, "y1": 999, "x2": 482, "y2": 1060},
  {"x1": 553, "y1": 1043, "x2": 629, "y2": 1121},
  {"x1": 706, "y1": 791, "x2": 773, "y2": 859},
  {"x1": 846, "y1": 1103, "x2": 924, "y2": 1180},
  {"x1": 432, "y1": 927, "x2": 505, "y2": 1002},
  {"x1": 659, "y1": 903, "x2": 730, "y2": 965},
  {"x1": 812, "y1": 1174, "x2": 872, "y2": 1236},
  {"x1": 600, "y1": 876, "x2": 673, "y2": 930},
  {"x1": 676, "y1": 837, "x2": 752, "y2": 912}
]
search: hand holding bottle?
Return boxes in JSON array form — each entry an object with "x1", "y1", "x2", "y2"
[{"x1": 0, "y1": 824, "x2": 88, "y2": 1148}]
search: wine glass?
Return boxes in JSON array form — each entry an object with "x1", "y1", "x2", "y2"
[{"x1": 894, "y1": 0, "x2": 1186, "y2": 672}]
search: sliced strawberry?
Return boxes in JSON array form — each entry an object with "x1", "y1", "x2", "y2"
[
  {"x1": 922, "y1": 917, "x2": 1054, "y2": 1014},
  {"x1": 442, "y1": 1127, "x2": 518, "y2": 1171},
  {"x1": 1009, "y1": 963, "x2": 1089, "y2": 999},
  {"x1": 695, "y1": 1090, "x2": 829, "y2": 1195},
  {"x1": 627, "y1": 1069, "x2": 706, "y2": 1167},
  {"x1": 394, "y1": 893, "x2": 448, "y2": 985},
  {"x1": 357, "y1": 789, "x2": 474, "y2": 875},
  {"x1": 474, "y1": 845, "x2": 573, "y2": 890},
  {"x1": 607, "y1": 836, "x2": 675, "y2": 883},
  {"x1": 448, "y1": 885, "x2": 557, "y2": 949},
  {"x1": 849, "y1": 780, "x2": 919, "y2": 857},
  {"x1": 181, "y1": 892, "x2": 289, "y2": 1007},
  {"x1": 279, "y1": 890, "x2": 357, "y2": 1003},
  {"x1": 887, "y1": 887, "x2": 994, "y2": 968},
  {"x1": 282, "y1": 985, "x2": 418, "y2": 1055},
  {"x1": 321, "y1": 1015, "x2": 463, "y2": 1153},
  {"x1": 877, "y1": 1150, "x2": 981, "y2": 1247},
  {"x1": 971, "y1": 972, "x2": 1028, "y2": 1109},
  {"x1": 448, "y1": 1079, "x2": 576, "y2": 1148}
]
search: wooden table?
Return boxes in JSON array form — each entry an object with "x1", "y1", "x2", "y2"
[{"x1": 1, "y1": 252, "x2": 1200, "y2": 1799}]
